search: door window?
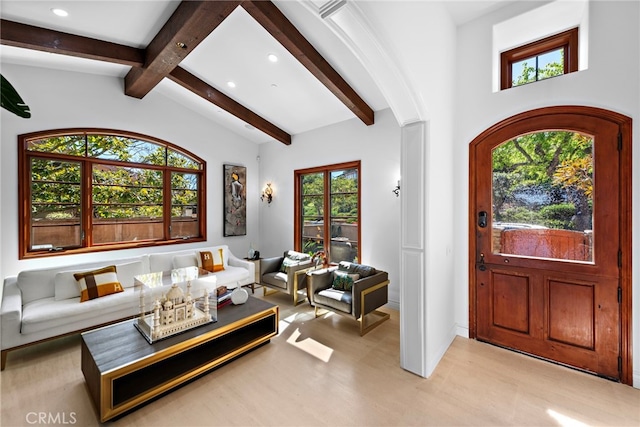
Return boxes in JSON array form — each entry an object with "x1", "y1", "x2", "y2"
[{"x1": 491, "y1": 131, "x2": 594, "y2": 262}]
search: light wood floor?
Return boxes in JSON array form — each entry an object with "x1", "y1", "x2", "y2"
[{"x1": 1, "y1": 290, "x2": 638, "y2": 426}]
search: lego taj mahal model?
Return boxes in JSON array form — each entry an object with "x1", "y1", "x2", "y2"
[{"x1": 134, "y1": 267, "x2": 216, "y2": 343}]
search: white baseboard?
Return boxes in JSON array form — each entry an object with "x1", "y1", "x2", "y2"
[
  {"x1": 386, "y1": 299, "x2": 400, "y2": 311},
  {"x1": 426, "y1": 323, "x2": 458, "y2": 377},
  {"x1": 456, "y1": 324, "x2": 469, "y2": 338}
]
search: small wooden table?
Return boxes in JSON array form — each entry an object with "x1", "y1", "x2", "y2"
[{"x1": 81, "y1": 297, "x2": 278, "y2": 422}]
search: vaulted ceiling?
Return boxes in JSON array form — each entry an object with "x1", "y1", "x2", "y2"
[{"x1": 0, "y1": 1, "x2": 511, "y2": 144}]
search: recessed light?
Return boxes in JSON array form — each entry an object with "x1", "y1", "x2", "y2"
[
  {"x1": 268, "y1": 54, "x2": 278, "y2": 63},
  {"x1": 271, "y1": 84, "x2": 278, "y2": 88},
  {"x1": 245, "y1": 124, "x2": 255, "y2": 130},
  {"x1": 227, "y1": 81, "x2": 236, "y2": 88},
  {"x1": 51, "y1": 8, "x2": 69, "y2": 17}
]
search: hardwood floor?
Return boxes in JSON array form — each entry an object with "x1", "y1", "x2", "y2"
[{"x1": 1, "y1": 290, "x2": 638, "y2": 426}]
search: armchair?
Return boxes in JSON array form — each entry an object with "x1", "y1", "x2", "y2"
[
  {"x1": 260, "y1": 250, "x2": 314, "y2": 305},
  {"x1": 308, "y1": 261, "x2": 390, "y2": 335}
]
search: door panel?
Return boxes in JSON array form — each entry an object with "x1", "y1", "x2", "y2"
[
  {"x1": 472, "y1": 108, "x2": 624, "y2": 381},
  {"x1": 547, "y1": 279, "x2": 594, "y2": 349},
  {"x1": 492, "y1": 271, "x2": 530, "y2": 334}
]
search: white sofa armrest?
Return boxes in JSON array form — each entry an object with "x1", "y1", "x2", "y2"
[
  {"x1": 228, "y1": 251, "x2": 254, "y2": 285},
  {"x1": 1, "y1": 277, "x2": 23, "y2": 349}
]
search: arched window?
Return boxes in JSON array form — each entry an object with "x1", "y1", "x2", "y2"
[{"x1": 18, "y1": 129, "x2": 206, "y2": 258}]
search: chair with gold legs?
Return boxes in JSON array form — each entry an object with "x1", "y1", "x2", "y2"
[{"x1": 307, "y1": 261, "x2": 390, "y2": 335}]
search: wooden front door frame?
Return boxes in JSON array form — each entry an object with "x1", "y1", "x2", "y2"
[{"x1": 468, "y1": 105, "x2": 633, "y2": 385}]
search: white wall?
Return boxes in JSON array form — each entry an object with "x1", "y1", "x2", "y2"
[
  {"x1": 454, "y1": 0, "x2": 640, "y2": 386},
  {"x1": 0, "y1": 64, "x2": 260, "y2": 280},
  {"x1": 257, "y1": 108, "x2": 401, "y2": 308}
]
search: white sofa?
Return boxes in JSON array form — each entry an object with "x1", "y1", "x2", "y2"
[{"x1": 0, "y1": 245, "x2": 253, "y2": 370}]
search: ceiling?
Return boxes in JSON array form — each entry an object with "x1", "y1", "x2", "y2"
[{"x1": 0, "y1": 1, "x2": 510, "y2": 144}]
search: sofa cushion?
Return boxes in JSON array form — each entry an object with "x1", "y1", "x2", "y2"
[
  {"x1": 332, "y1": 271, "x2": 359, "y2": 291},
  {"x1": 315, "y1": 288, "x2": 352, "y2": 314},
  {"x1": 172, "y1": 253, "x2": 198, "y2": 269},
  {"x1": 262, "y1": 272, "x2": 288, "y2": 290},
  {"x1": 74, "y1": 266, "x2": 124, "y2": 302},
  {"x1": 199, "y1": 249, "x2": 224, "y2": 272},
  {"x1": 16, "y1": 270, "x2": 56, "y2": 305},
  {"x1": 21, "y1": 288, "x2": 138, "y2": 335},
  {"x1": 209, "y1": 266, "x2": 247, "y2": 288},
  {"x1": 150, "y1": 245, "x2": 230, "y2": 272},
  {"x1": 54, "y1": 260, "x2": 144, "y2": 301}
]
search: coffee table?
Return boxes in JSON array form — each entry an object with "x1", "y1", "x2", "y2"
[{"x1": 81, "y1": 296, "x2": 278, "y2": 422}]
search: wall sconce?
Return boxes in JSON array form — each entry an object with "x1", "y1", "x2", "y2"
[
  {"x1": 392, "y1": 180, "x2": 400, "y2": 197},
  {"x1": 261, "y1": 183, "x2": 273, "y2": 204}
]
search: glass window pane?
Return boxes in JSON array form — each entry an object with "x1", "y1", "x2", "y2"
[
  {"x1": 330, "y1": 169, "x2": 358, "y2": 263},
  {"x1": 491, "y1": 131, "x2": 593, "y2": 262},
  {"x1": 92, "y1": 164, "x2": 163, "y2": 244},
  {"x1": 30, "y1": 158, "x2": 82, "y2": 249},
  {"x1": 511, "y1": 58, "x2": 536, "y2": 87},
  {"x1": 168, "y1": 149, "x2": 201, "y2": 170},
  {"x1": 538, "y1": 48, "x2": 564, "y2": 80},
  {"x1": 302, "y1": 173, "x2": 324, "y2": 195},
  {"x1": 171, "y1": 172, "x2": 199, "y2": 239},
  {"x1": 27, "y1": 135, "x2": 85, "y2": 156},
  {"x1": 87, "y1": 135, "x2": 166, "y2": 165},
  {"x1": 301, "y1": 172, "x2": 325, "y2": 255}
]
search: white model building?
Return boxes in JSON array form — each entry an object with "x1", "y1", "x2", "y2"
[{"x1": 148, "y1": 280, "x2": 211, "y2": 341}]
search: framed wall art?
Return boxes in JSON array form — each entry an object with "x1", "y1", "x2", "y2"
[{"x1": 223, "y1": 164, "x2": 246, "y2": 236}]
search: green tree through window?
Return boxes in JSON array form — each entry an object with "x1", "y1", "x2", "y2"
[
  {"x1": 296, "y1": 161, "x2": 360, "y2": 264},
  {"x1": 19, "y1": 129, "x2": 205, "y2": 258}
]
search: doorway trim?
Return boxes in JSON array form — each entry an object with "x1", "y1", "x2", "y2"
[{"x1": 468, "y1": 105, "x2": 632, "y2": 385}]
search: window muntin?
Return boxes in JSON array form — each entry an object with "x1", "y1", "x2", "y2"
[
  {"x1": 19, "y1": 129, "x2": 205, "y2": 258},
  {"x1": 295, "y1": 161, "x2": 360, "y2": 264},
  {"x1": 501, "y1": 28, "x2": 578, "y2": 90}
]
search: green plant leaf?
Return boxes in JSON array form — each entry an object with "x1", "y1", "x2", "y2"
[{"x1": 1, "y1": 74, "x2": 31, "y2": 118}]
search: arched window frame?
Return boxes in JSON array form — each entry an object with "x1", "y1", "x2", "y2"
[{"x1": 18, "y1": 128, "x2": 206, "y2": 259}]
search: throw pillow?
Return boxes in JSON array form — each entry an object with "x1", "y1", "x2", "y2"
[
  {"x1": 279, "y1": 257, "x2": 299, "y2": 273},
  {"x1": 332, "y1": 271, "x2": 360, "y2": 291},
  {"x1": 339, "y1": 261, "x2": 377, "y2": 278},
  {"x1": 200, "y1": 249, "x2": 225, "y2": 272},
  {"x1": 73, "y1": 266, "x2": 124, "y2": 302}
]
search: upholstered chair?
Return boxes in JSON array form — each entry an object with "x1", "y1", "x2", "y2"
[
  {"x1": 260, "y1": 250, "x2": 313, "y2": 305},
  {"x1": 307, "y1": 261, "x2": 390, "y2": 335}
]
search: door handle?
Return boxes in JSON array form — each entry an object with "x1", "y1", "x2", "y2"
[
  {"x1": 478, "y1": 211, "x2": 488, "y2": 228},
  {"x1": 478, "y1": 252, "x2": 486, "y2": 271}
]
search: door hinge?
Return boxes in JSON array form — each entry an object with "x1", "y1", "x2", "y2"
[
  {"x1": 618, "y1": 356, "x2": 622, "y2": 373},
  {"x1": 618, "y1": 249, "x2": 622, "y2": 268},
  {"x1": 618, "y1": 287, "x2": 622, "y2": 304},
  {"x1": 618, "y1": 132, "x2": 622, "y2": 151}
]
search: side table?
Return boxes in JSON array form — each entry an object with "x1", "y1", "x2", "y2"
[{"x1": 243, "y1": 258, "x2": 261, "y2": 294}]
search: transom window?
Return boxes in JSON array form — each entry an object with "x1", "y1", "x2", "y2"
[
  {"x1": 18, "y1": 129, "x2": 206, "y2": 258},
  {"x1": 501, "y1": 28, "x2": 578, "y2": 89},
  {"x1": 294, "y1": 161, "x2": 360, "y2": 264}
]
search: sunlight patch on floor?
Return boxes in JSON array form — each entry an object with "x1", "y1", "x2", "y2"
[
  {"x1": 547, "y1": 409, "x2": 591, "y2": 427},
  {"x1": 286, "y1": 327, "x2": 333, "y2": 362}
]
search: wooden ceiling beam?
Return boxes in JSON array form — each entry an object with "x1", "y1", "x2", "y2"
[
  {"x1": 0, "y1": 19, "x2": 144, "y2": 67},
  {"x1": 241, "y1": 0, "x2": 374, "y2": 126},
  {"x1": 124, "y1": 0, "x2": 242, "y2": 99},
  {"x1": 169, "y1": 67, "x2": 291, "y2": 145}
]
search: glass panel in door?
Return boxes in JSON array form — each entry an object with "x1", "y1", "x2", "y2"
[
  {"x1": 329, "y1": 169, "x2": 358, "y2": 263},
  {"x1": 301, "y1": 172, "x2": 325, "y2": 255},
  {"x1": 491, "y1": 131, "x2": 594, "y2": 262}
]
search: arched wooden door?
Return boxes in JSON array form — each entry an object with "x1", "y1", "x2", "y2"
[{"x1": 469, "y1": 106, "x2": 632, "y2": 384}]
